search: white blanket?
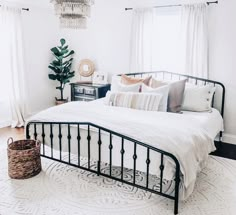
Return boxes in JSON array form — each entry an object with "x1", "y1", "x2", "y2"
[{"x1": 27, "y1": 101, "x2": 223, "y2": 200}]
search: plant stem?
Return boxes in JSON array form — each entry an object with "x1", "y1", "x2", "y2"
[{"x1": 60, "y1": 82, "x2": 63, "y2": 100}]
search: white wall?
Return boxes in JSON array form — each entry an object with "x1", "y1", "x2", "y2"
[
  {"x1": 3, "y1": 0, "x2": 236, "y2": 141},
  {"x1": 22, "y1": 6, "x2": 60, "y2": 114},
  {"x1": 208, "y1": 0, "x2": 236, "y2": 143}
]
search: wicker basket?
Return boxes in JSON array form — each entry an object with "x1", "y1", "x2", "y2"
[{"x1": 7, "y1": 138, "x2": 41, "y2": 179}]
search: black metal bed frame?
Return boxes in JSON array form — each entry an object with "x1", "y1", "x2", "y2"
[{"x1": 26, "y1": 71, "x2": 225, "y2": 215}]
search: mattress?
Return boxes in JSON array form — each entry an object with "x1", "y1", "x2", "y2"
[{"x1": 27, "y1": 99, "x2": 223, "y2": 200}]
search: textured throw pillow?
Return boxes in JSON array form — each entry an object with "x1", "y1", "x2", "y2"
[
  {"x1": 121, "y1": 74, "x2": 152, "y2": 86},
  {"x1": 105, "y1": 91, "x2": 162, "y2": 112},
  {"x1": 141, "y1": 84, "x2": 169, "y2": 112},
  {"x1": 167, "y1": 79, "x2": 187, "y2": 113},
  {"x1": 148, "y1": 78, "x2": 187, "y2": 113},
  {"x1": 181, "y1": 85, "x2": 216, "y2": 112}
]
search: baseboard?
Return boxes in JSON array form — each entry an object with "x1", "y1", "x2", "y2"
[{"x1": 223, "y1": 133, "x2": 236, "y2": 145}]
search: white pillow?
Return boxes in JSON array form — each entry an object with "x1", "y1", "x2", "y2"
[
  {"x1": 111, "y1": 75, "x2": 141, "y2": 92},
  {"x1": 105, "y1": 91, "x2": 162, "y2": 111},
  {"x1": 111, "y1": 75, "x2": 121, "y2": 92},
  {"x1": 181, "y1": 85, "x2": 216, "y2": 112},
  {"x1": 141, "y1": 84, "x2": 169, "y2": 112}
]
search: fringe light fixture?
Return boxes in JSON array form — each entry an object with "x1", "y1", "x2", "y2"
[{"x1": 51, "y1": 0, "x2": 95, "y2": 29}]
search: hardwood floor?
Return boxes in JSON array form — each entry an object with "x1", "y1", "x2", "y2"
[
  {"x1": 0, "y1": 127, "x2": 24, "y2": 145},
  {"x1": 1, "y1": 127, "x2": 236, "y2": 161}
]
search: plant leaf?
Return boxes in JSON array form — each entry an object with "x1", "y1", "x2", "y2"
[
  {"x1": 48, "y1": 74, "x2": 57, "y2": 80},
  {"x1": 60, "y1": 38, "x2": 66, "y2": 46},
  {"x1": 64, "y1": 50, "x2": 75, "y2": 58},
  {"x1": 51, "y1": 47, "x2": 60, "y2": 55},
  {"x1": 62, "y1": 45, "x2": 69, "y2": 50}
]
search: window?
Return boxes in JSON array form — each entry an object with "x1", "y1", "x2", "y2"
[{"x1": 151, "y1": 8, "x2": 183, "y2": 73}]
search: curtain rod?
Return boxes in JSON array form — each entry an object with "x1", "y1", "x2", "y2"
[
  {"x1": 0, "y1": 5, "x2": 29, "y2": 11},
  {"x1": 125, "y1": 1, "x2": 218, "y2": 11}
]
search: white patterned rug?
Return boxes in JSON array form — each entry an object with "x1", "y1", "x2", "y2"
[{"x1": 1, "y1": 144, "x2": 236, "y2": 215}]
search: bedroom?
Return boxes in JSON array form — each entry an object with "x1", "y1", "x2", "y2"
[{"x1": 0, "y1": 0, "x2": 235, "y2": 214}]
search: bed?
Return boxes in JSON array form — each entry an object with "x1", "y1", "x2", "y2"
[{"x1": 26, "y1": 71, "x2": 225, "y2": 215}]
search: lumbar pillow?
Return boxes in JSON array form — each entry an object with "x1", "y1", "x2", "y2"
[
  {"x1": 181, "y1": 85, "x2": 216, "y2": 112},
  {"x1": 105, "y1": 91, "x2": 162, "y2": 112},
  {"x1": 141, "y1": 84, "x2": 169, "y2": 112}
]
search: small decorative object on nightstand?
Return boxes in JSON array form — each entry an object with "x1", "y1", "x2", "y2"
[{"x1": 71, "y1": 83, "x2": 111, "y2": 102}]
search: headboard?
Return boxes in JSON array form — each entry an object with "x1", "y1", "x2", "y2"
[{"x1": 121, "y1": 71, "x2": 225, "y2": 119}]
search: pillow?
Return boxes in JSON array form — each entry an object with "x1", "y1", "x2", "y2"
[
  {"x1": 148, "y1": 78, "x2": 187, "y2": 113},
  {"x1": 116, "y1": 82, "x2": 141, "y2": 92},
  {"x1": 150, "y1": 78, "x2": 168, "y2": 88},
  {"x1": 141, "y1": 84, "x2": 169, "y2": 112},
  {"x1": 105, "y1": 91, "x2": 162, "y2": 112},
  {"x1": 111, "y1": 75, "x2": 121, "y2": 92},
  {"x1": 167, "y1": 79, "x2": 187, "y2": 113},
  {"x1": 121, "y1": 74, "x2": 152, "y2": 86},
  {"x1": 181, "y1": 85, "x2": 216, "y2": 112}
]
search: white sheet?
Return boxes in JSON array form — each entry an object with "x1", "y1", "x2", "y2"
[
  {"x1": 182, "y1": 109, "x2": 224, "y2": 140},
  {"x1": 27, "y1": 100, "x2": 223, "y2": 200}
]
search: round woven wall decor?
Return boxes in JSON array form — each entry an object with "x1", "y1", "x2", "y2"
[{"x1": 78, "y1": 59, "x2": 95, "y2": 77}]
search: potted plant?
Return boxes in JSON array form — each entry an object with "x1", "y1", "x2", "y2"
[{"x1": 48, "y1": 38, "x2": 75, "y2": 105}]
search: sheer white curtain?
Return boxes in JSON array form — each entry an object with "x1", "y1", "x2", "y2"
[
  {"x1": 0, "y1": 6, "x2": 28, "y2": 128},
  {"x1": 181, "y1": 3, "x2": 208, "y2": 78},
  {"x1": 129, "y1": 3, "x2": 208, "y2": 78},
  {"x1": 129, "y1": 7, "x2": 183, "y2": 74},
  {"x1": 129, "y1": 8, "x2": 153, "y2": 73}
]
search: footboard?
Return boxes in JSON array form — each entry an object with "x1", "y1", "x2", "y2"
[{"x1": 26, "y1": 121, "x2": 181, "y2": 214}]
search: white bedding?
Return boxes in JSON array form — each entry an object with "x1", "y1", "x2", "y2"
[{"x1": 27, "y1": 99, "x2": 223, "y2": 200}]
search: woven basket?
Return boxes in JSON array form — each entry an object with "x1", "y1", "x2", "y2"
[{"x1": 7, "y1": 138, "x2": 41, "y2": 179}]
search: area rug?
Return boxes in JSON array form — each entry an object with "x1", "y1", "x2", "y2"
[{"x1": 0, "y1": 144, "x2": 236, "y2": 215}]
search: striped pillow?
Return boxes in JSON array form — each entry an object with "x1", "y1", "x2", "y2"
[{"x1": 105, "y1": 91, "x2": 163, "y2": 111}]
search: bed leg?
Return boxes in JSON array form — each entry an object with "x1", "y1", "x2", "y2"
[
  {"x1": 174, "y1": 199, "x2": 179, "y2": 215},
  {"x1": 174, "y1": 171, "x2": 180, "y2": 215}
]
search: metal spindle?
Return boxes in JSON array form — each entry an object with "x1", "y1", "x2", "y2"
[
  {"x1": 109, "y1": 133, "x2": 113, "y2": 176},
  {"x1": 160, "y1": 154, "x2": 164, "y2": 193},
  {"x1": 174, "y1": 166, "x2": 180, "y2": 215},
  {"x1": 58, "y1": 124, "x2": 62, "y2": 160},
  {"x1": 146, "y1": 148, "x2": 150, "y2": 188},
  {"x1": 77, "y1": 124, "x2": 81, "y2": 166},
  {"x1": 120, "y1": 138, "x2": 125, "y2": 181},
  {"x1": 68, "y1": 124, "x2": 71, "y2": 163},
  {"x1": 98, "y1": 129, "x2": 102, "y2": 175},
  {"x1": 133, "y1": 142, "x2": 137, "y2": 184},
  {"x1": 42, "y1": 124, "x2": 45, "y2": 155},
  {"x1": 87, "y1": 125, "x2": 91, "y2": 169},
  {"x1": 50, "y1": 124, "x2": 53, "y2": 157},
  {"x1": 34, "y1": 124, "x2": 37, "y2": 140}
]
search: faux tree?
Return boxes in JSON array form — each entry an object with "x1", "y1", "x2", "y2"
[{"x1": 48, "y1": 38, "x2": 75, "y2": 101}]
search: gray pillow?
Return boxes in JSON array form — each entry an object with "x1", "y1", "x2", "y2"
[{"x1": 167, "y1": 79, "x2": 187, "y2": 113}]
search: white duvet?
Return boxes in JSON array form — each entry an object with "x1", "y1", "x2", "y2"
[{"x1": 27, "y1": 100, "x2": 223, "y2": 200}]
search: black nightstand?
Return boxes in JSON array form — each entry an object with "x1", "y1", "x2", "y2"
[{"x1": 70, "y1": 83, "x2": 111, "y2": 102}]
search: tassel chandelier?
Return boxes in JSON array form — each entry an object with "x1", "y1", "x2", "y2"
[{"x1": 51, "y1": 0, "x2": 95, "y2": 29}]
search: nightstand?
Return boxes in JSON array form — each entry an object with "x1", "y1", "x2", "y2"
[{"x1": 70, "y1": 83, "x2": 111, "y2": 102}]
